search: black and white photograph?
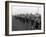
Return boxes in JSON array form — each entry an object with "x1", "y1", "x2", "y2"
[{"x1": 5, "y1": 1, "x2": 45, "y2": 36}]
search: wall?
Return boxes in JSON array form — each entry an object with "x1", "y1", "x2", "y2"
[{"x1": 0, "y1": 0, "x2": 46, "y2": 37}]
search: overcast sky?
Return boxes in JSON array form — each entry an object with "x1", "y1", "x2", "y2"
[{"x1": 11, "y1": 4, "x2": 43, "y2": 16}]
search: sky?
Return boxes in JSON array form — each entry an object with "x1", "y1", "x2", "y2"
[{"x1": 11, "y1": 3, "x2": 43, "y2": 15}]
